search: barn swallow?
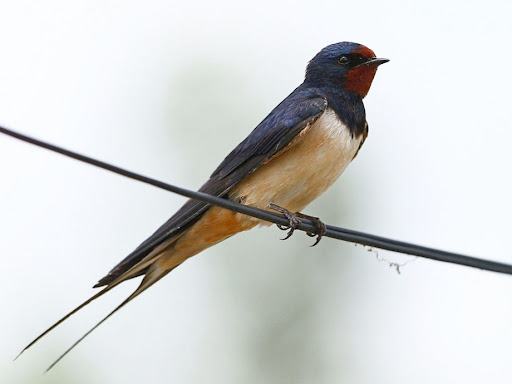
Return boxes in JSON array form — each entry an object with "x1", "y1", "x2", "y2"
[{"x1": 18, "y1": 41, "x2": 388, "y2": 367}]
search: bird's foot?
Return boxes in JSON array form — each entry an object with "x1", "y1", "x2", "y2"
[
  {"x1": 268, "y1": 203, "x2": 326, "y2": 246},
  {"x1": 268, "y1": 203, "x2": 302, "y2": 240},
  {"x1": 295, "y1": 212, "x2": 327, "y2": 246}
]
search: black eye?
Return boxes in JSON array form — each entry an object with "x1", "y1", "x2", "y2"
[{"x1": 338, "y1": 55, "x2": 350, "y2": 65}]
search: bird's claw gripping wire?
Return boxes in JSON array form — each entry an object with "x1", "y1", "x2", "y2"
[
  {"x1": 268, "y1": 203, "x2": 302, "y2": 240},
  {"x1": 268, "y1": 203, "x2": 326, "y2": 246},
  {"x1": 295, "y1": 212, "x2": 327, "y2": 246}
]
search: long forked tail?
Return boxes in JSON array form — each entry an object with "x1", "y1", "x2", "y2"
[
  {"x1": 15, "y1": 252, "x2": 160, "y2": 360},
  {"x1": 45, "y1": 263, "x2": 173, "y2": 372},
  {"x1": 16, "y1": 249, "x2": 180, "y2": 370},
  {"x1": 14, "y1": 282, "x2": 121, "y2": 360}
]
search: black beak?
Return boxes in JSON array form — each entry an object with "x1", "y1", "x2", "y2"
[{"x1": 362, "y1": 57, "x2": 389, "y2": 67}]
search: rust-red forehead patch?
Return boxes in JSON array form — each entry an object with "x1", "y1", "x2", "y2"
[{"x1": 352, "y1": 45, "x2": 376, "y2": 59}]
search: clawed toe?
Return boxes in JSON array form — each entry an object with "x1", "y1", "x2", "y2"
[
  {"x1": 269, "y1": 203, "x2": 302, "y2": 240},
  {"x1": 298, "y1": 213, "x2": 326, "y2": 246},
  {"x1": 268, "y1": 203, "x2": 326, "y2": 245}
]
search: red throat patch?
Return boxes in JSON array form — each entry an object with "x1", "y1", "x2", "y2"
[{"x1": 344, "y1": 45, "x2": 379, "y2": 98}]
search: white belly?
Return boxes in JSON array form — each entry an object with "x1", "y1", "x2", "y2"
[{"x1": 230, "y1": 109, "x2": 363, "y2": 217}]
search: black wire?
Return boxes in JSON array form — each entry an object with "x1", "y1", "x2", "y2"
[{"x1": 1, "y1": 125, "x2": 511, "y2": 276}]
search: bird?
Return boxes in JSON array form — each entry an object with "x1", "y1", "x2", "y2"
[{"x1": 17, "y1": 41, "x2": 388, "y2": 369}]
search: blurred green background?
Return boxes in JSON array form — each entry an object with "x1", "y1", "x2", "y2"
[{"x1": 1, "y1": 1, "x2": 512, "y2": 383}]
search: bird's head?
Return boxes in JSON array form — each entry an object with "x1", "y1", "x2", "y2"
[{"x1": 306, "y1": 42, "x2": 388, "y2": 98}]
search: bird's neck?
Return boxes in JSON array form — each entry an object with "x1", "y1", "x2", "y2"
[{"x1": 309, "y1": 84, "x2": 367, "y2": 138}]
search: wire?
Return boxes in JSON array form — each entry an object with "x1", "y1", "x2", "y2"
[{"x1": 1, "y1": 125, "x2": 512, "y2": 275}]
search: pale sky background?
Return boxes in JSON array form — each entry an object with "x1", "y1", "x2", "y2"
[{"x1": 1, "y1": 1, "x2": 512, "y2": 383}]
